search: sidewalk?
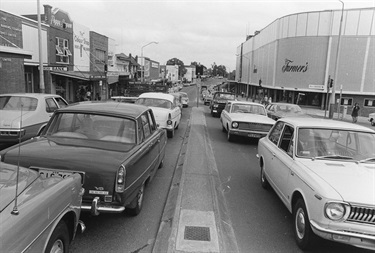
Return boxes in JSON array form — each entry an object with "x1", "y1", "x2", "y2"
[{"x1": 153, "y1": 107, "x2": 239, "y2": 253}]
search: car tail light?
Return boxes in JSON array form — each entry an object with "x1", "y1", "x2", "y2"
[
  {"x1": 167, "y1": 113, "x2": 172, "y2": 125},
  {"x1": 116, "y1": 165, "x2": 126, "y2": 192}
]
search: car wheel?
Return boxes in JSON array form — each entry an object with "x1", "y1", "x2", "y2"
[
  {"x1": 371, "y1": 120, "x2": 375, "y2": 126},
  {"x1": 293, "y1": 198, "x2": 316, "y2": 250},
  {"x1": 126, "y1": 183, "x2": 145, "y2": 216},
  {"x1": 167, "y1": 128, "x2": 174, "y2": 138},
  {"x1": 46, "y1": 220, "x2": 70, "y2": 253},
  {"x1": 227, "y1": 129, "x2": 233, "y2": 142},
  {"x1": 158, "y1": 157, "x2": 164, "y2": 169},
  {"x1": 260, "y1": 166, "x2": 269, "y2": 189}
]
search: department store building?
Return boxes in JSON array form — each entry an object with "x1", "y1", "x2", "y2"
[{"x1": 235, "y1": 7, "x2": 375, "y2": 116}]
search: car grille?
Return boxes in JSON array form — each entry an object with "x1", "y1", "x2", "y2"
[
  {"x1": 238, "y1": 122, "x2": 273, "y2": 132},
  {"x1": 347, "y1": 205, "x2": 375, "y2": 225},
  {"x1": 0, "y1": 130, "x2": 21, "y2": 137}
]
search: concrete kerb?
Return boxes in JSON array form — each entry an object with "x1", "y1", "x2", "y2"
[{"x1": 152, "y1": 107, "x2": 239, "y2": 253}]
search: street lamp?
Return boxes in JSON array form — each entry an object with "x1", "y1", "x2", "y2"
[
  {"x1": 329, "y1": 0, "x2": 344, "y2": 119},
  {"x1": 141, "y1": 41, "x2": 158, "y2": 83}
]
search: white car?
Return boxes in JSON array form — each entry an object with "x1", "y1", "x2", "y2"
[
  {"x1": 178, "y1": 92, "x2": 189, "y2": 108},
  {"x1": 369, "y1": 112, "x2": 375, "y2": 126},
  {"x1": 220, "y1": 101, "x2": 275, "y2": 141},
  {"x1": 257, "y1": 117, "x2": 375, "y2": 250},
  {"x1": 135, "y1": 92, "x2": 181, "y2": 138}
]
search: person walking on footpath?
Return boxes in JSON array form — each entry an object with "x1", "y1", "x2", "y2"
[{"x1": 351, "y1": 103, "x2": 360, "y2": 123}]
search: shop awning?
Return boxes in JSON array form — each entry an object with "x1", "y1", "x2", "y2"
[
  {"x1": 51, "y1": 70, "x2": 91, "y2": 81},
  {"x1": 0, "y1": 45, "x2": 33, "y2": 59},
  {"x1": 107, "y1": 75, "x2": 119, "y2": 84}
]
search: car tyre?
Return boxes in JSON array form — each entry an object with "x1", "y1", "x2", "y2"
[
  {"x1": 293, "y1": 198, "x2": 316, "y2": 250},
  {"x1": 227, "y1": 130, "x2": 233, "y2": 142},
  {"x1": 46, "y1": 220, "x2": 70, "y2": 253},
  {"x1": 126, "y1": 183, "x2": 145, "y2": 216},
  {"x1": 260, "y1": 166, "x2": 269, "y2": 189},
  {"x1": 167, "y1": 128, "x2": 174, "y2": 138}
]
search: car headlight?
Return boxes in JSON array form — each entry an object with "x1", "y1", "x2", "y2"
[
  {"x1": 325, "y1": 202, "x2": 347, "y2": 221},
  {"x1": 231, "y1": 122, "x2": 239, "y2": 128}
]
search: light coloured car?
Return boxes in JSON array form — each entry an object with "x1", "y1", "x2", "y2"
[
  {"x1": 135, "y1": 92, "x2": 181, "y2": 138},
  {"x1": 220, "y1": 101, "x2": 275, "y2": 141},
  {"x1": 178, "y1": 92, "x2": 189, "y2": 108},
  {"x1": 0, "y1": 162, "x2": 85, "y2": 253},
  {"x1": 0, "y1": 93, "x2": 68, "y2": 150},
  {"x1": 170, "y1": 93, "x2": 183, "y2": 109},
  {"x1": 257, "y1": 117, "x2": 375, "y2": 250},
  {"x1": 266, "y1": 102, "x2": 310, "y2": 121}
]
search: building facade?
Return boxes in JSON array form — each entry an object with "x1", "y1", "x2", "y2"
[{"x1": 236, "y1": 7, "x2": 375, "y2": 116}]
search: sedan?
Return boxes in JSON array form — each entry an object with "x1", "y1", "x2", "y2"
[
  {"x1": 220, "y1": 101, "x2": 275, "y2": 141},
  {"x1": 0, "y1": 102, "x2": 167, "y2": 217},
  {"x1": 178, "y1": 92, "x2": 189, "y2": 107},
  {"x1": 135, "y1": 92, "x2": 181, "y2": 138},
  {"x1": 0, "y1": 93, "x2": 68, "y2": 150},
  {"x1": 266, "y1": 102, "x2": 310, "y2": 121},
  {"x1": 257, "y1": 118, "x2": 375, "y2": 250},
  {"x1": 0, "y1": 162, "x2": 85, "y2": 253}
]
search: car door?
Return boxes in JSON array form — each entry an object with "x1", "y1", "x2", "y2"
[
  {"x1": 268, "y1": 123, "x2": 295, "y2": 204},
  {"x1": 220, "y1": 102, "x2": 231, "y2": 130}
]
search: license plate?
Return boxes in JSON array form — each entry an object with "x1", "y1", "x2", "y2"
[
  {"x1": 38, "y1": 169, "x2": 74, "y2": 179},
  {"x1": 248, "y1": 133, "x2": 261, "y2": 138}
]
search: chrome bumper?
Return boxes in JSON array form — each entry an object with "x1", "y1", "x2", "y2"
[
  {"x1": 81, "y1": 197, "x2": 125, "y2": 216},
  {"x1": 310, "y1": 220, "x2": 375, "y2": 250}
]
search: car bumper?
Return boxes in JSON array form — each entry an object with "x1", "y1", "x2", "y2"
[
  {"x1": 310, "y1": 220, "x2": 375, "y2": 250},
  {"x1": 228, "y1": 129, "x2": 268, "y2": 139},
  {"x1": 81, "y1": 197, "x2": 125, "y2": 215}
]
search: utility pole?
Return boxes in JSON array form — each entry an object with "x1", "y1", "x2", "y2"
[
  {"x1": 37, "y1": 0, "x2": 45, "y2": 93},
  {"x1": 329, "y1": 0, "x2": 344, "y2": 118}
]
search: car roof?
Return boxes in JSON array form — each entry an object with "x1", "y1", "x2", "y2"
[
  {"x1": 0, "y1": 93, "x2": 62, "y2": 98},
  {"x1": 230, "y1": 101, "x2": 264, "y2": 106},
  {"x1": 138, "y1": 92, "x2": 174, "y2": 102},
  {"x1": 281, "y1": 117, "x2": 375, "y2": 132},
  {"x1": 58, "y1": 101, "x2": 149, "y2": 118}
]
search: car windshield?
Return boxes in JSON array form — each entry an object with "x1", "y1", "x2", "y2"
[
  {"x1": 296, "y1": 128, "x2": 375, "y2": 161},
  {"x1": 45, "y1": 113, "x2": 136, "y2": 144},
  {"x1": 231, "y1": 104, "x2": 266, "y2": 115},
  {"x1": 275, "y1": 104, "x2": 302, "y2": 113},
  {"x1": 216, "y1": 93, "x2": 235, "y2": 100},
  {"x1": 0, "y1": 96, "x2": 38, "y2": 111},
  {"x1": 135, "y1": 98, "x2": 172, "y2": 109}
]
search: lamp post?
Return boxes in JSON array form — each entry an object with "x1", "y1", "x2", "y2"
[
  {"x1": 141, "y1": 41, "x2": 158, "y2": 83},
  {"x1": 329, "y1": 0, "x2": 344, "y2": 119}
]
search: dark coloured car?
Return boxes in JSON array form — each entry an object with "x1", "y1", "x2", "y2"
[
  {"x1": 266, "y1": 102, "x2": 311, "y2": 121},
  {"x1": 0, "y1": 101, "x2": 167, "y2": 216},
  {"x1": 209, "y1": 92, "x2": 235, "y2": 117}
]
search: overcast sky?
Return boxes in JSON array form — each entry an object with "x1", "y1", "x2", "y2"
[{"x1": 2, "y1": 0, "x2": 374, "y2": 71}]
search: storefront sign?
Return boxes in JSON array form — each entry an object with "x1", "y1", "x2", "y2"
[
  {"x1": 308, "y1": 84, "x2": 324, "y2": 90},
  {"x1": 90, "y1": 75, "x2": 106, "y2": 79},
  {"x1": 282, "y1": 59, "x2": 308, "y2": 73},
  {"x1": 43, "y1": 66, "x2": 68, "y2": 71}
]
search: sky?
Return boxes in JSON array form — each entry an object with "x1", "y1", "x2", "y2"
[{"x1": 1, "y1": 0, "x2": 374, "y2": 71}]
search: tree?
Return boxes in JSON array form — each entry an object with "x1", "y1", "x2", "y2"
[
  {"x1": 166, "y1": 58, "x2": 187, "y2": 79},
  {"x1": 211, "y1": 63, "x2": 227, "y2": 77}
]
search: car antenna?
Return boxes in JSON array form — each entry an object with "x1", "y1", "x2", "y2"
[{"x1": 11, "y1": 101, "x2": 23, "y2": 215}]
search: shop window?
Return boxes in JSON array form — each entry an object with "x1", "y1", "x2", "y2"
[
  {"x1": 95, "y1": 49, "x2": 106, "y2": 63},
  {"x1": 364, "y1": 98, "x2": 375, "y2": 108},
  {"x1": 340, "y1": 97, "x2": 353, "y2": 106},
  {"x1": 56, "y1": 37, "x2": 70, "y2": 64}
]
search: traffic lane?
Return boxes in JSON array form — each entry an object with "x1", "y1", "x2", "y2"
[
  {"x1": 205, "y1": 110, "x2": 372, "y2": 253},
  {"x1": 70, "y1": 105, "x2": 192, "y2": 253}
]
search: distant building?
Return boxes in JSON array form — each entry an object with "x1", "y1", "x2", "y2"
[
  {"x1": 166, "y1": 65, "x2": 179, "y2": 83},
  {"x1": 235, "y1": 7, "x2": 375, "y2": 116},
  {"x1": 184, "y1": 65, "x2": 196, "y2": 82}
]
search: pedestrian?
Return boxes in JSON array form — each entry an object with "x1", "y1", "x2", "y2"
[
  {"x1": 86, "y1": 89, "x2": 91, "y2": 101},
  {"x1": 351, "y1": 103, "x2": 360, "y2": 123},
  {"x1": 241, "y1": 91, "x2": 244, "y2": 98},
  {"x1": 268, "y1": 96, "x2": 272, "y2": 104}
]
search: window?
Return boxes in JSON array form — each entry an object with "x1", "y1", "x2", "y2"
[
  {"x1": 340, "y1": 97, "x2": 353, "y2": 106},
  {"x1": 141, "y1": 114, "x2": 151, "y2": 138},
  {"x1": 147, "y1": 111, "x2": 156, "y2": 132},
  {"x1": 364, "y1": 98, "x2": 375, "y2": 108},
  {"x1": 268, "y1": 121, "x2": 284, "y2": 145},
  {"x1": 56, "y1": 37, "x2": 70, "y2": 64},
  {"x1": 95, "y1": 49, "x2": 106, "y2": 63},
  {"x1": 45, "y1": 98, "x2": 58, "y2": 113},
  {"x1": 279, "y1": 125, "x2": 294, "y2": 155},
  {"x1": 54, "y1": 97, "x2": 68, "y2": 108}
]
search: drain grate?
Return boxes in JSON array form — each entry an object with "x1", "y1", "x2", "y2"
[{"x1": 184, "y1": 226, "x2": 211, "y2": 241}]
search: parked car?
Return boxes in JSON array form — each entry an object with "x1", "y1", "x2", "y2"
[
  {"x1": 369, "y1": 112, "x2": 375, "y2": 126},
  {"x1": 257, "y1": 117, "x2": 375, "y2": 250},
  {"x1": 0, "y1": 101, "x2": 167, "y2": 217},
  {"x1": 209, "y1": 91, "x2": 235, "y2": 117},
  {"x1": 0, "y1": 162, "x2": 85, "y2": 253},
  {"x1": 266, "y1": 102, "x2": 310, "y2": 121},
  {"x1": 170, "y1": 93, "x2": 183, "y2": 109},
  {"x1": 135, "y1": 92, "x2": 181, "y2": 138},
  {"x1": 203, "y1": 91, "x2": 214, "y2": 106},
  {"x1": 220, "y1": 101, "x2": 275, "y2": 141},
  {"x1": 110, "y1": 96, "x2": 138, "y2": 103},
  {"x1": 178, "y1": 92, "x2": 189, "y2": 108},
  {"x1": 0, "y1": 93, "x2": 68, "y2": 150}
]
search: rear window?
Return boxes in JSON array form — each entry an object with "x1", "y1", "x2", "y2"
[{"x1": 0, "y1": 96, "x2": 38, "y2": 111}]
